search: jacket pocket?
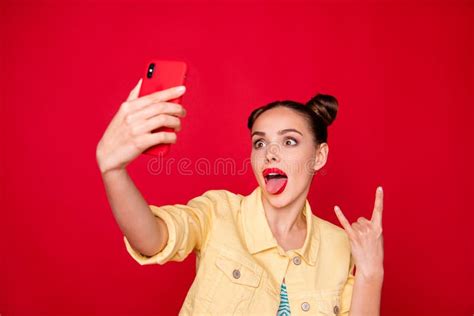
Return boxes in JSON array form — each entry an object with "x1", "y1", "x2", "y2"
[
  {"x1": 215, "y1": 250, "x2": 263, "y2": 287},
  {"x1": 203, "y1": 249, "x2": 263, "y2": 314},
  {"x1": 316, "y1": 296, "x2": 346, "y2": 315},
  {"x1": 294, "y1": 289, "x2": 349, "y2": 316}
]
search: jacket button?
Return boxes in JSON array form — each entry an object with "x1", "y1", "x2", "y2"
[
  {"x1": 301, "y1": 302, "x2": 310, "y2": 311},
  {"x1": 333, "y1": 305, "x2": 340, "y2": 314},
  {"x1": 292, "y1": 256, "x2": 302, "y2": 265},
  {"x1": 232, "y1": 269, "x2": 241, "y2": 279}
]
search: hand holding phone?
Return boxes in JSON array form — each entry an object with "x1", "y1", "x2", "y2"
[{"x1": 96, "y1": 78, "x2": 187, "y2": 174}]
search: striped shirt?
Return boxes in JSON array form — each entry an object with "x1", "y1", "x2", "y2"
[{"x1": 277, "y1": 280, "x2": 290, "y2": 315}]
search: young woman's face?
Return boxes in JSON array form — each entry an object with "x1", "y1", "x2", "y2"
[{"x1": 250, "y1": 106, "x2": 328, "y2": 207}]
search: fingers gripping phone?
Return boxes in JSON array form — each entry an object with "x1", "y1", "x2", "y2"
[{"x1": 139, "y1": 60, "x2": 187, "y2": 157}]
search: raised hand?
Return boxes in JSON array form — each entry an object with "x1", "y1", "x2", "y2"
[
  {"x1": 334, "y1": 186, "x2": 384, "y2": 280},
  {"x1": 96, "y1": 79, "x2": 187, "y2": 174}
]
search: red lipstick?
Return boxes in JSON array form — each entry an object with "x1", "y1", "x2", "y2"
[{"x1": 262, "y1": 168, "x2": 288, "y2": 195}]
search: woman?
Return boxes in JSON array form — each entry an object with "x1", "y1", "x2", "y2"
[{"x1": 96, "y1": 79, "x2": 384, "y2": 315}]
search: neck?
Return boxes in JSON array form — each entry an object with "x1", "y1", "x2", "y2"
[{"x1": 261, "y1": 189, "x2": 308, "y2": 237}]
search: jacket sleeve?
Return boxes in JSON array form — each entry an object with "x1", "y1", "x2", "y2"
[
  {"x1": 339, "y1": 255, "x2": 356, "y2": 315},
  {"x1": 123, "y1": 190, "x2": 219, "y2": 265}
]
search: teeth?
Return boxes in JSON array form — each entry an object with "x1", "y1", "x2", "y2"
[{"x1": 265, "y1": 172, "x2": 286, "y2": 177}]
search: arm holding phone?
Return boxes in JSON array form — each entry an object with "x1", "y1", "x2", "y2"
[{"x1": 96, "y1": 79, "x2": 186, "y2": 257}]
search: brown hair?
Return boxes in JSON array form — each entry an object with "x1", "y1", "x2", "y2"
[{"x1": 247, "y1": 93, "x2": 339, "y2": 145}]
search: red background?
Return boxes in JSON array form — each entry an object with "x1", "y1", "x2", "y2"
[{"x1": 1, "y1": 0, "x2": 473, "y2": 315}]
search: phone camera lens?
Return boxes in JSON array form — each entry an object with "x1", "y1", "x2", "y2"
[{"x1": 147, "y1": 63, "x2": 155, "y2": 79}]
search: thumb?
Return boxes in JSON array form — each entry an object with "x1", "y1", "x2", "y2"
[
  {"x1": 127, "y1": 78, "x2": 142, "y2": 101},
  {"x1": 334, "y1": 206, "x2": 355, "y2": 238}
]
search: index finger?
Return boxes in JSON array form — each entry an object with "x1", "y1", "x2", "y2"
[
  {"x1": 132, "y1": 85, "x2": 186, "y2": 110},
  {"x1": 371, "y1": 186, "x2": 384, "y2": 226}
]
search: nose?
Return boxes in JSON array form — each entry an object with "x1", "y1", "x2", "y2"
[{"x1": 265, "y1": 143, "x2": 280, "y2": 163}]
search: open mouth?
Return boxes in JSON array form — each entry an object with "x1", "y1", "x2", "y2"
[{"x1": 263, "y1": 168, "x2": 288, "y2": 195}]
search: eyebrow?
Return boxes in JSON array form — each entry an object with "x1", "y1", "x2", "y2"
[{"x1": 251, "y1": 128, "x2": 303, "y2": 137}]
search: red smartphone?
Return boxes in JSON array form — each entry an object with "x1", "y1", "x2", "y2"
[{"x1": 139, "y1": 60, "x2": 187, "y2": 157}]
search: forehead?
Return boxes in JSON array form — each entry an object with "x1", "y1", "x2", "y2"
[{"x1": 252, "y1": 107, "x2": 308, "y2": 134}]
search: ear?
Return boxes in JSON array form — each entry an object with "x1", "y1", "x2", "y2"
[{"x1": 313, "y1": 143, "x2": 329, "y2": 172}]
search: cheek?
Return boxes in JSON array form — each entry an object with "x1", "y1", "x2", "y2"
[
  {"x1": 250, "y1": 151, "x2": 263, "y2": 173},
  {"x1": 285, "y1": 150, "x2": 316, "y2": 177}
]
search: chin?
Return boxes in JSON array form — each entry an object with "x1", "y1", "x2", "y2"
[{"x1": 260, "y1": 182, "x2": 296, "y2": 209}]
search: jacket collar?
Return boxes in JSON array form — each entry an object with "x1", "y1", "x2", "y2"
[{"x1": 241, "y1": 186, "x2": 320, "y2": 266}]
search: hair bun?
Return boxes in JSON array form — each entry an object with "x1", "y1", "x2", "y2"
[{"x1": 305, "y1": 93, "x2": 339, "y2": 126}]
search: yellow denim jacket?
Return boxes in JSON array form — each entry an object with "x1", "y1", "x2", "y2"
[{"x1": 124, "y1": 187, "x2": 355, "y2": 315}]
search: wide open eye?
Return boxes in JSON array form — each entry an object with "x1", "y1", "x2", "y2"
[
  {"x1": 284, "y1": 138, "x2": 298, "y2": 146},
  {"x1": 253, "y1": 139, "x2": 266, "y2": 149}
]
